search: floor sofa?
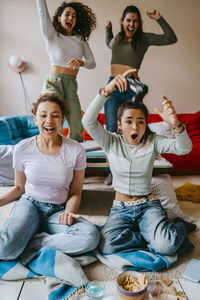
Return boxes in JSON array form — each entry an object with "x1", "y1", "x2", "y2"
[{"x1": 148, "y1": 111, "x2": 200, "y2": 175}]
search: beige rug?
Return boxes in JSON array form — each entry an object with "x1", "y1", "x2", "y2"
[{"x1": 0, "y1": 176, "x2": 200, "y2": 281}]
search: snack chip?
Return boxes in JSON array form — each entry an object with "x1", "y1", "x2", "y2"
[
  {"x1": 120, "y1": 274, "x2": 147, "y2": 292},
  {"x1": 176, "y1": 290, "x2": 187, "y2": 298},
  {"x1": 160, "y1": 276, "x2": 173, "y2": 287},
  {"x1": 166, "y1": 285, "x2": 177, "y2": 295}
]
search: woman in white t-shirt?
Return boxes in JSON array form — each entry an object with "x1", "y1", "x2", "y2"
[
  {"x1": 0, "y1": 94, "x2": 99, "y2": 260},
  {"x1": 36, "y1": 0, "x2": 97, "y2": 142}
]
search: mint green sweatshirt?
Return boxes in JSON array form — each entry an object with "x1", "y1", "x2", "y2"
[{"x1": 82, "y1": 93, "x2": 192, "y2": 196}]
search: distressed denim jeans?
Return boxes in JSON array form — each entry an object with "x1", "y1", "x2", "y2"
[
  {"x1": 100, "y1": 198, "x2": 193, "y2": 255},
  {"x1": 0, "y1": 194, "x2": 100, "y2": 260}
]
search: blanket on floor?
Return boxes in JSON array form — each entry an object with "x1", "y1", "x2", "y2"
[{"x1": 0, "y1": 237, "x2": 184, "y2": 300}]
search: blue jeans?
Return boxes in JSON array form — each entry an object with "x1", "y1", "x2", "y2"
[
  {"x1": 0, "y1": 194, "x2": 100, "y2": 260},
  {"x1": 104, "y1": 77, "x2": 135, "y2": 132},
  {"x1": 100, "y1": 198, "x2": 193, "y2": 255}
]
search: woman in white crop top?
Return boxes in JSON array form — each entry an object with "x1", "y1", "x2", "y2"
[
  {"x1": 0, "y1": 94, "x2": 99, "y2": 261},
  {"x1": 36, "y1": 0, "x2": 97, "y2": 142}
]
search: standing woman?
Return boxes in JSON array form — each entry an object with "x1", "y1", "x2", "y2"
[
  {"x1": 0, "y1": 94, "x2": 99, "y2": 261},
  {"x1": 36, "y1": 0, "x2": 97, "y2": 142},
  {"x1": 105, "y1": 6, "x2": 177, "y2": 133},
  {"x1": 104, "y1": 6, "x2": 177, "y2": 184}
]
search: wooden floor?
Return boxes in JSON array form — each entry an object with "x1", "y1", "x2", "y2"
[{"x1": 0, "y1": 278, "x2": 200, "y2": 299}]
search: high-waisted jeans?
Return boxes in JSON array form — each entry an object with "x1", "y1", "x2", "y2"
[
  {"x1": 0, "y1": 194, "x2": 100, "y2": 260},
  {"x1": 100, "y1": 197, "x2": 193, "y2": 255}
]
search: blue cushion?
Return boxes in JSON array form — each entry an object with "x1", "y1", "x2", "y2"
[
  {"x1": 21, "y1": 115, "x2": 39, "y2": 137},
  {"x1": 4, "y1": 117, "x2": 22, "y2": 139},
  {"x1": 0, "y1": 120, "x2": 11, "y2": 143},
  {"x1": 0, "y1": 116, "x2": 69, "y2": 145},
  {"x1": 0, "y1": 115, "x2": 39, "y2": 145}
]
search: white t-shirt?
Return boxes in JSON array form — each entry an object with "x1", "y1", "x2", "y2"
[{"x1": 13, "y1": 136, "x2": 86, "y2": 204}]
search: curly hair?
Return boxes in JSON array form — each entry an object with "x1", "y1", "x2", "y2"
[
  {"x1": 52, "y1": 1, "x2": 96, "y2": 40},
  {"x1": 119, "y1": 5, "x2": 144, "y2": 49},
  {"x1": 32, "y1": 93, "x2": 67, "y2": 116}
]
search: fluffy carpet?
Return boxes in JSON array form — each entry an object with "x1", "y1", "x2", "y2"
[{"x1": 0, "y1": 175, "x2": 200, "y2": 282}]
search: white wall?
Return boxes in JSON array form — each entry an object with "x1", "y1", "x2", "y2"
[{"x1": 0, "y1": 0, "x2": 200, "y2": 116}]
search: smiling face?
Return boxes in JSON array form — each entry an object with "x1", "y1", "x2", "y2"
[
  {"x1": 121, "y1": 12, "x2": 139, "y2": 41},
  {"x1": 34, "y1": 101, "x2": 64, "y2": 139},
  {"x1": 117, "y1": 108, "x2": 146, "y2": 145},
  {"x1": 58, "y1": 6, "x2": 76, "y2": 35}
]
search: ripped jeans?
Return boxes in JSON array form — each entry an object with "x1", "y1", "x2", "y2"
[{"x1": 0, "y1": 194, "x2": 100, "y2": 260}]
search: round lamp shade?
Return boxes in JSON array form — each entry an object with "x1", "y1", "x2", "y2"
[{"x1": 8, "y1": 55, "x2": 27, "y2": 73}]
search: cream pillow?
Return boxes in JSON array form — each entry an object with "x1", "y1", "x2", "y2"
[
  {"x1": 152, "y1": 174, "x2": 195, "y2": 222},
  {"x1": 149, "y1": 121, "x2": 175, "y2": 138}
]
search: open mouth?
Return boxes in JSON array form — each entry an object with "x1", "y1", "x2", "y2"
[
  {"x1": 66, "y1": 22, "x2": 72, "y2": 29},
  {"x1": 127, "y1": 28, "x2": 135, "y2": 34},
  {"x1": 131, "y1": 133, "x2": 138, "y2": 140},
  {"x1": 44, "y1": 127, "x2": 55, "y2": 133}
]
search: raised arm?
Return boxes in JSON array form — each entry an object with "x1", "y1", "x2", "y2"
[
  {"x1": 154, "y1": 97, "x2": 183, "y2": 132},
  {"x1": 105, "y1": 21, "x2": 114, "y2": 48},
  {"x1": 0, "y1": 170, "x2": 25, "y2": 207},
  {"x1": 146, "y1": 10, "x2": 177, "y2": 45},
  {"x1": 35, "y1": 0, "x2": 54, "y2": 39},
  {"x1": 153, "y1": 97, "x2": 192, "y2": 155}
]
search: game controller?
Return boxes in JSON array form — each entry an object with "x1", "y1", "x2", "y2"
[{"x1": 127, "y1": 75, "x2": 148, "y2": 102}]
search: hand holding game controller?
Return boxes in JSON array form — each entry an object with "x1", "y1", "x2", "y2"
[{"x1": 127, "y1": 75, "x2": 148, "y2": 102}]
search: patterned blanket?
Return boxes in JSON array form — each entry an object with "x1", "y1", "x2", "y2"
[{"x1": 0, "y1": 229, "x2": 185, "y2": 300}]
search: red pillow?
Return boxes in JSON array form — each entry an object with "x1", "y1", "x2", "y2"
[
  {"x1": 62, "y1": 112, "x2": 106, "y2": 140},
  {"x1": 82, "y1": 111, "x2": 105, "y2": 140},
  {"x1": 62, "y1": 127, "x2": 69, "y2": 137}
]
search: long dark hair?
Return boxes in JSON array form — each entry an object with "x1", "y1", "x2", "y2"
[
  {"x1": 117, "y1": 101, "x2": 153, "y2": 141},
  {"x1": 52, "y1": 1, "x2": 96, "y2": 41},
  {"x1": 119, "y1": 5, "x2": 143, "y2": 49}
]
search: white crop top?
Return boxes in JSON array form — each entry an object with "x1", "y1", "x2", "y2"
[{"x1": 36, "y1": 0, "x2": 96, "y2": 69}]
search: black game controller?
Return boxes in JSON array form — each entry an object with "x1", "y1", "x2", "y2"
[{"x1": 127, "y1": 75, "x2": 148, "y2": 102}]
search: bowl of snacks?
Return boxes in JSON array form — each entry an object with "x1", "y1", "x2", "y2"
[{"x1": 116, "y1": 271, "x2": 148, "y2": 300}]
